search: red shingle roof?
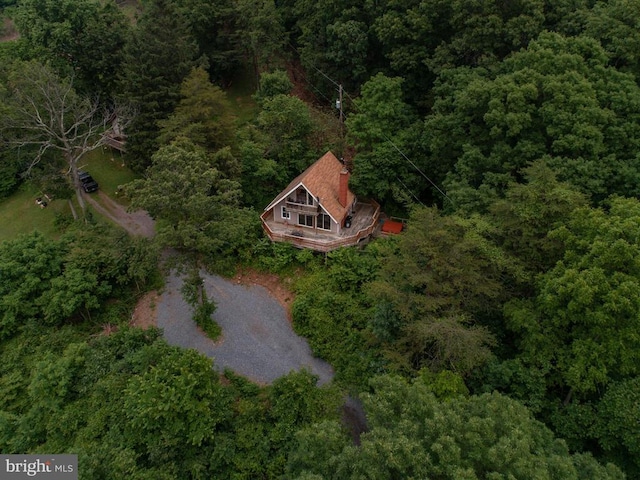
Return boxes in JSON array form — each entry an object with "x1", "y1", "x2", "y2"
[{"x1": 264, "y1": 151, "x2": 355, "y2": 223}]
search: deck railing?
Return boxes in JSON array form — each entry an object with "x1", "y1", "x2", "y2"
[
  {"x1": 284, "y1": 200, "x2": 319, "y2": 214},
  {"x1": 261, "y1": 200, "x2": 380, "y2": 253}
]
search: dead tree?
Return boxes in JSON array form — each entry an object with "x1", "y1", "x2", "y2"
[{"x1": 1, "y1": 61, "x2": 132, "y2": 216}]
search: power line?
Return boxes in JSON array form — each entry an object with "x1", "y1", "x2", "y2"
[
  {"x1": 286, "y1": 45, "x2": 452, "y2": 205},
  {"x1": 383, "y1": 133, "x2": 453, "y2": 205},
  {"x1": 340, "y1": 98, "x2": 453, "y2": 206},
  {"x1": 287, "y1": 42, "x2": 341, "y2": 89},
  {"x1": 396, "y1": 176, "x2": 426, "y2": 207}
]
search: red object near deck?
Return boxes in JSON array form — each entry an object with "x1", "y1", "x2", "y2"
[{"x1": 381, "y1": 219, "x2": 404, "y2": 234}]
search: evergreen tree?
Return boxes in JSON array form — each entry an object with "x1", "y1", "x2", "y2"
[{"x1": 118, "y1": 0, "x2": 197, "y2": 171}]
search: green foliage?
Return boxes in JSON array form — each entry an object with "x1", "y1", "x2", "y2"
[
  {"x1": 180, "y1": 266, "x2": 221, "y2": 340},
  {"x1": 251, "y1": 239, "x2": 300, "y2": 273},
  {"x1": 347, "y1": 74, "x2": 418, "y2": 205},
  {"x1": 427, "y1": 32, "x2": 640, "y2": 210},
  {"x1": 237, "y1": 136, "x2": 285, "y2": 208},
  {"x1": 584, "y1": 0, "x2": 640, "y2": 78},
  {"x1": 0, "y1": 322, "x2": 350, "y2": 478},
  {"x1": 506, "y1": 196, "x2": 640, "y2": 397},
  {"x1": 256, "y1": 93, "x2": 315, "y2": 177},
  {"x1": 416, "y1": 369, "x2": 469, "y2": 399},
  {"x1": 254, "y1": 69, "x2": 293, "y2": 105},
  {"x1": 235, "y1": 0, "x2": 288, "y2": 79},
  {"x1": 10, "y1": 0, "x2": 129, "y2": 96},
  {"x1": 0, "y1": 149, "x2": 22, "y2": 199},
  {"x1": 173, "y1": 0, "x2": 241, "y2": 84},
  {"x1": 267, "y1": 370, "x2": 342, "y2": 471},
  {"x1": 288, "y1": 374, "x2": 624, "y2": 480},
  {"x1": 0, "y1": 232, "x2": 66, "y2": 337},
  {"x1": 0, "y1": 226, "x2": 159, "y2": 338},
  {"x1": 158, "y1": 67, "x2": 238, "y2": 169},
  {"x1": 369, "y1": 207, "x2": 515, "y2": 375},
  {"x1": 595, "y1": 378, "x2": 640, "y2": 474},
  {"x1": 117, "y1": 0, "x2": 197, "y2": 171},
  {"x1": 4, "y1": 0, "x2": 640, "y2": 475},
  {"x1": 293, "y1": 0, "x2": 379, "y2": 95},
  {"x1": 287, "y1": 420, "x2": 351, "y2": 479},
  {"x1": 292, "y1": 246, "x2": 386, "y2": 388},
  {"x1": 372, "y1": 0, "x2": 546, "y2": 106},
  {"x1": 347, "y1": 74, "x2": 415, "y2": 150},
  {"x1": 488, "y1": 160, "x2": 588, "y2": 275},
  {"x1": 125, "y1": 139, "x2": 260, "y2": 261},
  {"x1": 123, "y1": 349, "x2": 231, "y2": 452}
]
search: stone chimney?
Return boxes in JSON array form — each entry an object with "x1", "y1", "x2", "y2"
[{"x1": 339, "y1": 168, "x2": 349, "y2": 207}]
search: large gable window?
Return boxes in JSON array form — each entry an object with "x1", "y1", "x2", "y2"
[
  {"x1": 294, "y1": 187, "x2": 314, "y2": 205},
  {"x1": 298, "y1": 214, "x2": 314, "y2": 227},
  {"x1": 317, "y1": 213, "x2": 331, "y2": 230}
]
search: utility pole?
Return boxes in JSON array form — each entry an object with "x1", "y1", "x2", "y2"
[
  {"x1": 338, "y1": 84, "x2": 344, "y2": 125},
  {"x1": 337, "y1": 84, "x2": 345, "y2": 159}
]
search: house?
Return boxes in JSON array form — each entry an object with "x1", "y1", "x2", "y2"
[{"x1": 261, "y1": 151, "x2": 380, "y2": 252}]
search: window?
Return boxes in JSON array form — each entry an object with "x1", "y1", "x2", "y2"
[
  {"x1": 281, "y1": 206, "x2": 290, "y2": 219},
  {"x1": 317, "y1": 213, "x2": 331, "y2": 230},
  {"x1": 298, "y1": 214, "x2": 314, "y2": 227},
  {"x1": 294, "y1": 187, "x2": 314, "y2": 205}
]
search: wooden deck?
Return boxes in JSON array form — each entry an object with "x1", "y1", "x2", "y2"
[
  {"x1": 104, "y1": 136, "x2": 126, "y2": 152},
  {"x1": 261, "y1": 200, "x2": 380, "y2": 252}
]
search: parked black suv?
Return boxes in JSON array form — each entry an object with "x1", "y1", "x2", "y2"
[{"x1": 78, "y1": 171, "x2": 99, "y2": 193}]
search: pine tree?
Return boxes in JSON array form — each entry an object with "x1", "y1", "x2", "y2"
[{"x1": 118, "y1": 0, "x2": 197, "y2": 171}]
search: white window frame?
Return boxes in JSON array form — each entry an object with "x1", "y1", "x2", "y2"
[
  {"x1": 298, "y1": 214, "x2": 314, "y2": 228},
  {"x1": 281, "y1": 206, "x2": 290, "y2": 219},
  {"x1": 317, "y1": 213, "x2": 331, "y2": 230}
]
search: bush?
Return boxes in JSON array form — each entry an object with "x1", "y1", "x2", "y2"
[{"x1": 193, "y1": 298, "x2": 221, "y2": 341}]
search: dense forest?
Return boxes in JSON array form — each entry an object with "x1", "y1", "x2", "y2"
[{"x1": 1, "y1": 0, "x2": 640, "y2": 478}]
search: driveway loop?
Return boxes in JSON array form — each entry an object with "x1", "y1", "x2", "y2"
[{"x1": 157, "y1": 271, "x2": 334, "y2": 385}]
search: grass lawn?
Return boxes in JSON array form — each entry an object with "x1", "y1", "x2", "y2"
[
  {"x1": 0, "y1": 184, "x2": 68, "y2": 243},
  {"x1": 0, "y1": 148, "x2": 138, "y2": 243},
  {"x1": 80, "y1": 147, "x2": 138, "y2": 204},
  {"x1": 226, "y1": 65, "x2": 259, "y2": 126}
]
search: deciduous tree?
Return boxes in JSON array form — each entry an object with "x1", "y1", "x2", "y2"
[
  {"x1": 426, "y1": 33, "x2": 640, "y2": 211},
  {"x1": 288, "y1": 374, "x2": 624, "y2": 479},
  {"x1": 2, "y1": 61, "x2": 128, "y2": 214},
  {"x1": 506, "y1": 197, "x2": 640, "y2": 399},
  {"x1": 11, "y1": 0, "x2": 129, "y2": 97},
  {"x1": 367, "y1": 207, "x2": 518, "y2": 374},
  {"x1": 346, "y1": 73, "x2": 418, "y2": 205}
]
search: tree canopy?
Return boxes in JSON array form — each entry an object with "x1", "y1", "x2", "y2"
[
  {"x1": 288, "y1": 374, "x2": 624, "y2": 479},
  {"x1": 506, "y1": 196, "x2": 640, "y2": 398},
  {"x1": 3, "y1": 0, "x2": 640, "y2": 476},
  {"x1": 426, "y1": 33, "x2": 640, "y2": 210}
]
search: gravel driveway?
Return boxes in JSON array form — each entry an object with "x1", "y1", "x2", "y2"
[{"x1": 157, "y1": 271, "x2": 334, "y2": 385}]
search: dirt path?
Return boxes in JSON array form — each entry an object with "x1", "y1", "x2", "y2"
[{"x1": 83, "y1": 191, "x2": 155, "y2": 237}]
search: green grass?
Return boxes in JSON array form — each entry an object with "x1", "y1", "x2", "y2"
[
  {"x1": 80, "y1": 147, "x2": 138, "y2": 204},
  {"x1": 226, "y1": 65, "x2": 259, "y2": 126},
  {"x1": 0, "y1": 148, "x2": 138, "y2": 243},
  {"x1": 0, "y1": 184, "x2": 68, "y2": 243}
]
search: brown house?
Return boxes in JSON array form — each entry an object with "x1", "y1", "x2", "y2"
[{"x1": 261, "y1": 151, "x2": 380, "y2": 252}]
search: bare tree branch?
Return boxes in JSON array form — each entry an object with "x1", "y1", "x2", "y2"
[{"x1": 1, "y1": 61, "x2": 134, "y2": 214}]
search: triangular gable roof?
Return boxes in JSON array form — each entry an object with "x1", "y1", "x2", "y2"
[{"x1": 264, "y1": 151, "x2": 356, "y2": 223}]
